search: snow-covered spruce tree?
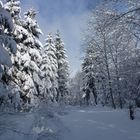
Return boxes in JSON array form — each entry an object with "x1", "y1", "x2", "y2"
[
  {"x1": 54, "y1": 31, "x2": 69, "y2": 103},
  {"x1": 41, "y1": 33, "x2": 58, "y2": 102},
  {"x1": 0, "y1": 1, "x2": 20, "y2": 110},
  {"x1": 82, "y1": 45, "x2": 97, "y2": 105},
  {"x1": 20, "y1": 9, "x2": 43, "y2": 106},
  {"x1": 0, "y1": 0, "x2": 17, "y2": 80},
  {"x1": 3, "y1": 0, "x2": 35, "y2": 107},
  {"x1": 4, "y1": 0, "x2": 20, "y2": 20},
  {"x1": 4, "y1": 0, "x2": 24, "y2": 109},
  {"x1": 4, "y1": 3, "x2": 43, "y2": 107}
]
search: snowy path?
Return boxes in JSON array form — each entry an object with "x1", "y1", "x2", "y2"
[{"x1": 60, "y1": 106, "x2": 140, "y2": 140}]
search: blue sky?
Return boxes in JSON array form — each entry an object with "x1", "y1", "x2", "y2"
[{"x1": 21, "y1": 0, "x2": 101, "y2": 76}]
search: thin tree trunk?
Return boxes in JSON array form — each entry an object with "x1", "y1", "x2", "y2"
[
  {"x1": 103, "y1": 34, "x2": 116, "y2": 109},
  {"x1": 116, "y1": 72, "x2": 123, "y2": 109}
]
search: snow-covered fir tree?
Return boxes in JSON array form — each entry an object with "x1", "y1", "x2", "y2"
[
  {"x1": 0, "y1": 1, "x2": 21, "y2": 110},
  {"x1": 4, "y1": 3, "x2": 43, "y2": 107},
  {"x1": 20, "y1": 8, "x2": 43, "y2": 106},
  {"x1": 41, "y1": 33, "x2": 58, "y2": 102},
  {"x1": 3, "y1": 0, "x2": 33, "y2": 107},
  {"x1": 54, "y1": 31, "x2": 69, "y2": 103},
  {"x1": 4, "y1": 0, "x2": 20, "y2": 19},
  {"x1": 82, "y1": 45, "x2": 97, "y2": 105},
  {"x1": 3, "y1": 0, "x2": 22, "y2": 84},
  {"x1": 0, "y1": 0, "x2": 17, "y2": 79}
]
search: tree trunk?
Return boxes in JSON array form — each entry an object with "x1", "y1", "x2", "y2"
[{"x1": 103, "y1": 35, "x2": 116, "y2": 109}]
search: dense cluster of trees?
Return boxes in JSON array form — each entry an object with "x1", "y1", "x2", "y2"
[
  {"x1": 0, "y1": 0, "x2": 69, "y2": 111},
  {"x1": 80, "y1": 0, "x2": 140, "y2": 108}
]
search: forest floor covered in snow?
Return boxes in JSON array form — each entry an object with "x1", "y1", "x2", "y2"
[{"x1": 0, "y1": 105, "x2": 140, "y2": 140}]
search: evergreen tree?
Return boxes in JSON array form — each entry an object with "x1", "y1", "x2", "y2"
[
  {"x1": 82, "y1": 45, "x2": 97, "y2": 105},
  {"x1": 41, "y1": 33, "x2": 58, "y2": 102},
  {"x1": 5, "y1": 0, "x2": 20, "y2": 20},
  {"x1": 21, "y1": 8, "x2": 43, "y2": 105},
  {"x1": 0, "y1": 0, "x2": 17, "y2": 75},
  {"x1": 3, "y1": 0, "x2": 35, "y2": 106},
  {"x1": 0, "y1": 1, "x2": 21, "y2": 110},
  {"x1": 4, "y1": 0, "x2": 23, "y2": 87},
  {"x1": 54, "y1": 31, "x2": 69, "y2": 102},
  {"x1": 4, "y1": 4, "x2": 43, "y2": 106}
]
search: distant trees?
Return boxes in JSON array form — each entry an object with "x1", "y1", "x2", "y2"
[{"x1": 69, "y1": 71, "x2": 83, "y2": 105}]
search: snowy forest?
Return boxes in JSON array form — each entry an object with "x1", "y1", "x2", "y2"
[{"x1": 0, "y1": 0, "x2": 140, "y2": 140}]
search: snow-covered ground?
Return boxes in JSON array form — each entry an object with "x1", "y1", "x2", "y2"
[
  {"x1": 0, "y1": 106, "x2": 140, "y2": 140},
  {"x1": 61, "y1": 106, "x2": 140, "y2": 140},
  {"x1": 0, "y1": 104, "x2": 68, "y2": 140}
]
